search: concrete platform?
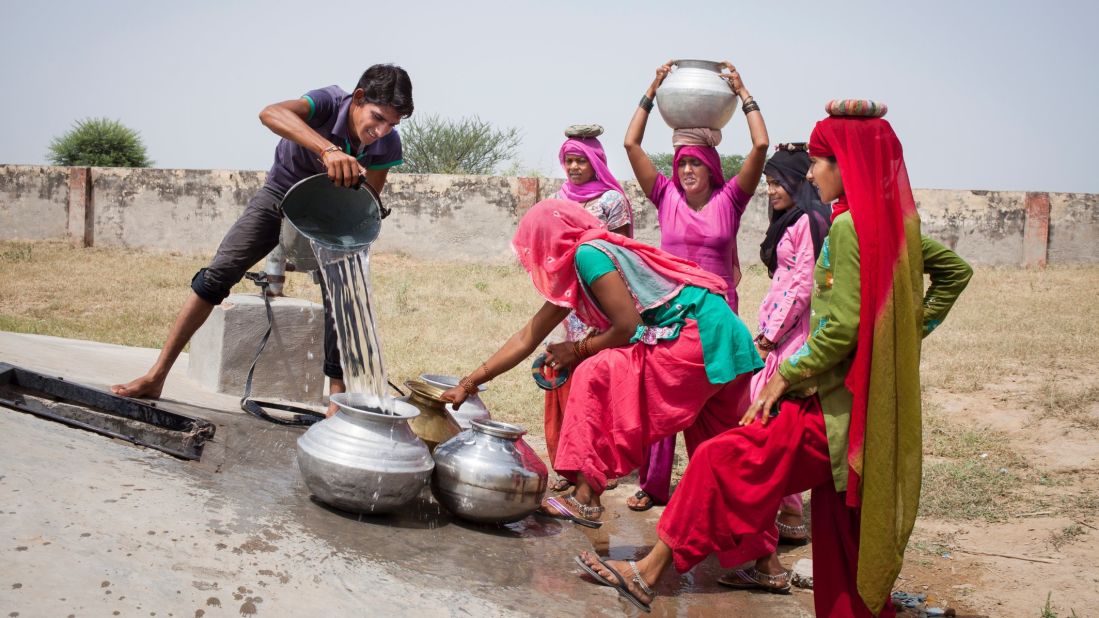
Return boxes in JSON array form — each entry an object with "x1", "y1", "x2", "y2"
[{"x1": 0, "y1": 332, "x2": 814, "y2": 616}]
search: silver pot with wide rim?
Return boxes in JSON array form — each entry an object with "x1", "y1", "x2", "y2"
[
  {"x1": 297, "y1": 392, "x2": 433, "y2": 514},
  {"x1": 418, "y1": 373, "x2": 491, "y2": 430},
  {"x1": 431, "y1": 419, "x2": 548, "y2": 524},
  {"x1": 655, "y1": 59, "x2": 739, "y2": 130}
]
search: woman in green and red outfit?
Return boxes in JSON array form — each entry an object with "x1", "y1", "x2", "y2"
[{"x1": 575, "y1": 101, "x2": 973, "y2": 617}]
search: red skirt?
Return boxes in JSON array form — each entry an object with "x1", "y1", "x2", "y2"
[{"x1": 553, "y1": 321, "x2": 749, "y2": 494}]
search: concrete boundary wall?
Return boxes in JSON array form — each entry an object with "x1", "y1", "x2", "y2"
[{"x1": 1, "y1": 164, "x2": 1095, "y2": 266}]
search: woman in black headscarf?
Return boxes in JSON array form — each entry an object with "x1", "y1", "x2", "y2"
[{"x1": 723, "y1": 144, "x2": 832, "y2": 581}]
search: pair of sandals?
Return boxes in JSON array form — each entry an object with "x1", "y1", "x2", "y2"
[{"x1": 574, "y1": 552, "x2": 655, "y2": 613}]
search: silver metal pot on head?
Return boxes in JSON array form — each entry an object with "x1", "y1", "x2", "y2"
[
  {"x1": 297, "y1": 392, "x2": 433, "y2": 514},
  {"x1": 431, "y1": 419, "x2": 548, "y2": 524},
  {"x1": 655, "y1": 59, "x2": 739, "y2": 130}
]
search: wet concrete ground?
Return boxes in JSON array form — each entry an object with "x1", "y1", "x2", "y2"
[{"x1": 0, "y1": 332, "x2": 814, "y2": 616}]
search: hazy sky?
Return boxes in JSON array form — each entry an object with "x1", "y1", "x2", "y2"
[{"x1": 2, "y1": 0, "x2": 1095, "y2": 192}]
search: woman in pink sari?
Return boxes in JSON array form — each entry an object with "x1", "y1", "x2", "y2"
[
  {"x1": 620, "y1": 60, "x2": 770, "y2": 511},
  {"x1": 441, "y1": 199, "x2": 762, "y2": 528},
  {"x1": 544, "y1": 126, "x2": 634, "y2": 493}
]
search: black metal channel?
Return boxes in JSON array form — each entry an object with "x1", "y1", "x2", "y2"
[{"x1": 0, "y1": 363, "x2": 215, "y2": 460}]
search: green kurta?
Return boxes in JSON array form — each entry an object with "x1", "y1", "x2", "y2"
[{"x1": 776, "y1": 213, "x2": 973, "y2": 491}]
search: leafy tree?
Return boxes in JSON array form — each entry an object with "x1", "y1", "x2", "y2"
[
  {"x1": 47, "y1": 118, "x2": 153, "y2": 167},
  {"x1": 647, "y1": 151, "x2": 744, "y2": 180},
  {"x1": 396, "y1": 115, "x2": 521, "y2": 175}
]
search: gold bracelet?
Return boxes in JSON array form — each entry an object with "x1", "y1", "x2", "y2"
[
  {"x1": 320, "y1": 145, "x2": 340, "y2": 160},
  {"x1": 459, "y1": 375, "x2": 478, "y2": 395}
]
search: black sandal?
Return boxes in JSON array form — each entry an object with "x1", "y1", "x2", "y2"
[{"x1": 627, "y1": 490, "x2": 655, "y2": 512}]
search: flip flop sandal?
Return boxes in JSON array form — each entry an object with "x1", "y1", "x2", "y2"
[
  {"x1": 627, "y1": 490, "x2": 655, "y2": 512},
  {"x1": 776, "y1": 515, "x2": 810, "y2": 546},
  {"x1": 717, "y1": 567, "x2": 792, "y2": 594},
  {"x1": 573, "y1": 554, "x2": 653, "y2": 613},
  {"x1": 539, "y1": 496, "x2": 603, "y2": 529},
  {"x1": 605, "y1": 478, "x2": 619, "y2": 490}
]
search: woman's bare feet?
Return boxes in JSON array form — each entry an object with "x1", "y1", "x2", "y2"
[{"x1": 110, "y1": 374, "x2": 165, "y2": 399}]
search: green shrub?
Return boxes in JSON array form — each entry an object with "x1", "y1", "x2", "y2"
[{"x1": 47, "y1": 118, "x2": 153, "y2": 167}]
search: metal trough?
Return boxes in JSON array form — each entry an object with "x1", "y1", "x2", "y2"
[{"x1": 0, "y1": 362, "x2": 215, "y2": 460}]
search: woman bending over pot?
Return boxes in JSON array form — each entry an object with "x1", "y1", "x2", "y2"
[{"x1": 440, "y1": 199, "x2": 762, "y2": 528}]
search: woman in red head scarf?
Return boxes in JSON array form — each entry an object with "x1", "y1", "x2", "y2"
[
  {"x1": 441, "y1": 199, "x2": 762, "y2": 530},
  {"x1": 575, "y1": 102, "x2": 973, "y2": 616}
]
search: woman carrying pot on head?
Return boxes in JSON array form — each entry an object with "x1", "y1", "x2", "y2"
[
  {"x1": 745, "y1": 143, "x2": 832, "y2": 548},
  {"x1": 619, "y1": 59, "x2": 769, "y2": 512},
  {"x1": 440, "y1": 199, "x2": 763, "y2": 529},
  {"x1": 575, "y1": 102, "x2": 973, "y2": 616},
  {"x1": 544, "y1": 125, "x2": 634, "y2": 493}
]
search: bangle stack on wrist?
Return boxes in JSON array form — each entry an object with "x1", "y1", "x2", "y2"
[
  {"x1": 742, "y1": 96, "x2": 760, "y2": 114},
  {"x1": 639, "y1": 94, "x2": 654, "y2": 113},
  {"x1": 458, "y1": 375, "x2": 478, "y2": 395}
]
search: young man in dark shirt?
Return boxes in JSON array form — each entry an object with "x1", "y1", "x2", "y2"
[{"x1": 113, "y1": 64, "x2": 413, "y2": 413}]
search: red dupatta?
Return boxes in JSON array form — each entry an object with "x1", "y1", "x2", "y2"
[{"x1": 809, "y1": 116, "x2": 924, "y2": 615}]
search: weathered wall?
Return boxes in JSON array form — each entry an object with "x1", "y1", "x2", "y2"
[
  {"x1": 0, "y1": 165, "x2": 70, "y2": 241},
  {"x1": 1, "y1": 164, "x2": 1095, "y2": 266}
]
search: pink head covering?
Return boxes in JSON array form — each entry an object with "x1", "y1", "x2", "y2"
[
  {"x1": 511, "y1": 199, "x2": 726, "y2": 330},
  {"x1": 559, "y1": 137, "x2": 632, "y2": 204},
  {"x1": 672, "y1": 145, "x2": 725, "y2": 192}
]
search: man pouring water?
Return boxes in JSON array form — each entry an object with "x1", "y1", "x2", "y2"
[{"x1": 112, "y1": 64, "x2": 414, "y2": 416}]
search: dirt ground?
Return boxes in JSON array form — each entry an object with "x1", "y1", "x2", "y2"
[{"x1": 1, "y1": 241, "x2": 1097, "y2": 617}]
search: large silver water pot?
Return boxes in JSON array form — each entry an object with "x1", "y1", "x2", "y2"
[
  {"x1": 419, "y1": 373, "x2": 491, "y2": 430},
  {"x1": 655, "y1": 59, "x2": 738, "y2": 130},
  {"x1": 297, "y1": 392, "x2": 434, "y2": 514},
  {"x1": 431, "y1": 419, "x2": 548, "y2": 524}
]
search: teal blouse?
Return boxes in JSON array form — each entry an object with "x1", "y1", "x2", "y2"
[{"x1": 575, "y1": 243, "x2": 762, "y2": 384}]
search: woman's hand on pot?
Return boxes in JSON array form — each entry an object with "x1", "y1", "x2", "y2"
[
  {"x1": 545, "y1": 342, "x2": 580, "y2": 370},
  {"x1": 649, "y1": 60, "x2": 674, "y2": 94},
  {"x1": 718, "y1": 61, "x2": 746, "y2": 97},
  {"x1": 740, "y1": 373, "x2": 789, "y2": 427},
  {"x1": 439, "y1": 386, "x2": 468, "y2": 407}
]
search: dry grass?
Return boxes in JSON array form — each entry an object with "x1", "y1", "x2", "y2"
[{"x1": 2, "y1": 241, "x2": 1097, "y2": 509}]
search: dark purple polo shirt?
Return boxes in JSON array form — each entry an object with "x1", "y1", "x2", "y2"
[{"x1": 265, "y1": 85, "x2": 403, "y2": 194}]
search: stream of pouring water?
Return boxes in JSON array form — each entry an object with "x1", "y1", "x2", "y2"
[{"x1": 312, "y1": 242, "x2": 393, "y2": 415}]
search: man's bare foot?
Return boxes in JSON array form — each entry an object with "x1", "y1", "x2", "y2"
[
  {"x1": 576, "y1": 550, "x2": 656, "y2": 607},
  {"x1": 111, "y1": 374, "x2": 165, "y2": 399}
]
